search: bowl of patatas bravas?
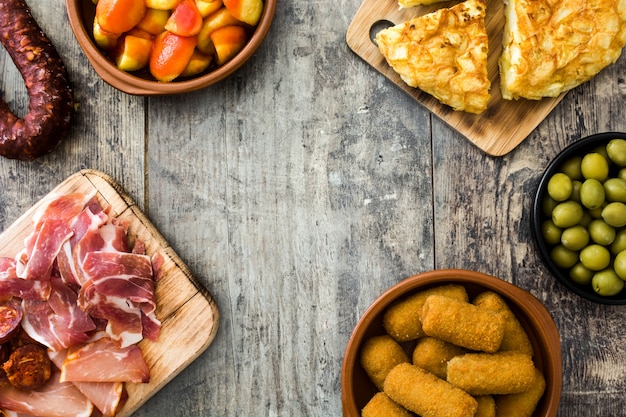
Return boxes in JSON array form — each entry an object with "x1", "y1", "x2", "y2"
[
  {"x1": 66, "y1": 0, "x2": 276, "y2": 95},
  {"x1": 341, "y1": 269, "x2": 562, "y2": 417}
]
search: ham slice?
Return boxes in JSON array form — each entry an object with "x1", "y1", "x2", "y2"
[
  {"x1": 0, "y1": 370, "x2": 93, "y2": 417},
  {"x1": 15, "y1": 192, "x2": 94, "y2": 283},
  {"x1": 0, "y1": 257, "x2": 50, "y2": 301},
  {"x1": 48, "y1": 350, "x2": 127, "y2": 417},
  {"x1": 79, "y1": 251, "x2": 158, "y2": 347},
  {"x1": 21, "y1": 276, "x2": 95, "y2": 351},
  {"x1": 57, "y1": 205, "x2": 109, "y2": 288},
  {"x1": 60, "y1": 337, "x2": 150, "y2": 384},
  {"x1": 15, "y1": 220, "x2": 73, "y2": 282}
]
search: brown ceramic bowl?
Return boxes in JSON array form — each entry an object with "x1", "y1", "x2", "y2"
[
  {"x1": 65, "y1": 0, "x2": 276, "y2": 95},
  {"x1": 341, "y1": 269, "x2": 562, "y2": 417}
]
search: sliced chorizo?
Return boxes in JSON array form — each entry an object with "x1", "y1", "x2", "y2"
[
  {"x1": 2, "y1": 343, "x2": 51, "y2": 390},
  {"x1": 0, "y1": 298, "x2": 22, "y2": 344},
  {"x1": 0, "y1": 0, "x2": 74, "y2": 160}
]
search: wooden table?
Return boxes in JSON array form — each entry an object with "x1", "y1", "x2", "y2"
[{"x1": 1, "y1": 1, "x2": 625, "y2": 416}]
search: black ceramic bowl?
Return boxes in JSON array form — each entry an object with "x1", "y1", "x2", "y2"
[{"x1": 532, "y1": 132, "x2": 626, "y2": 304}]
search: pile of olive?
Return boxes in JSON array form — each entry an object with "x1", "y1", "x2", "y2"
[{"x1": 541, "y1": 138, "x2": 626, "y2": 297}]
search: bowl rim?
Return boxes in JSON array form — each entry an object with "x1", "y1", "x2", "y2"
[
  {"x1": 340, "y1": 268, "x2": 562, "y2": 417},
  {"x1": 65, "y1": 0, "x2": 277, "y2": 95},
  {"x1": 531, "y1": 132, "x2": 626, "y2": 305}
]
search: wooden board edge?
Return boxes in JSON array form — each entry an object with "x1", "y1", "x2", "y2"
[
  {"x1": 118, "y1": 292, "x2": 220, "y2": 416},
  {"x1": 345, "y1": 0, "x2": 568, "y2": 156}
]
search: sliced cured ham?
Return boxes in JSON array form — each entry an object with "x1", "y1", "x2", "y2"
[
  {"x1": 48, "y1": 350, "x2": 127, "y2": 417},
  {"x1": 79, "y1": 251, "x2": 158, "y2": 347},
  {"x1": 15, "y1": 219, "x2": 73, "y2": 282},
  {"x1": 21, "y1": 276, "x2": 95, "y2": 351},
  {"x1": 0, "y1": 370, "x2": 93, "y2": 417},
  {"x1": 0, "y1": 192, "x2": 161, "y2": 416},
  {"x1": 14, "y1": 192, "x2": 95, "y2": 283},
  {"x1": 57, "y1": 205, "x2": 109, "y2": 288},
  {"x1": 60, "y1": 337, "x2": 150, "y2": 384},
  {"x1": 0, "y1": 258, "x2": 50, "y2": 300}
]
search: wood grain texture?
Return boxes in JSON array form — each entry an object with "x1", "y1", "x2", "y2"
[
  {"x1": 0, "y1": 170, "x2": 219, "y2": 417},
  {"x1": 0, "y1": 0, "x2": 625, "y2": 416},
  {"x1": 346, "y1": 0, "x2": 566, "y2": 156}
]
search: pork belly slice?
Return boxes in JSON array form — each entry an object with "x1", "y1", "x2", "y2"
[
  {"x1": 60, "y1": 337, "x2": 150, "y2": 384},
  {"x1": 0, "y1": 369, "x2": 93, "y2": 417}
]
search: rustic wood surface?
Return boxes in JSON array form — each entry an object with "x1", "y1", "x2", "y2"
[{"x1": 0, "y1": 0, "x2": 625, "y2": 416}]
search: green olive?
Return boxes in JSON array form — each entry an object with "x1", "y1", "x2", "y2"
[
  {"x1": 570, "y1": 180, "x2": 582, "y2": 203},
  {"x1": 547, "y1": 172, "x2": 572, "y2": 201},
  {"x1": 552, "y1": 201, "x2": 584, "y2": 228},
  {"x1": 579, "y1": 178, "x2": 605, "y2": 209},
  {"x1": 613, "y1": 250, "x2": 626, "y2": 281},
  {"x1": 581, "y1": 152, "x2": 609, "y2": 181},
  {"x1": 602, "y1": 202, "x2": 626, "y2": 227},
  {"x1": 542, "y1": 196, "x2": 558, "y2": 218},
  {"x1": 580, "y1": 244, "x2": 611, "y2": 271},
  {"x1": 592, "y1": 145, "x2": 610, "y2": 161},
  {"x1": 561, "y1": 225, "x2": 589, "y2": 251},
  {"x1": 603, "y1": 178, "x2": 626, "y2": 202},
  {"x1": 579, "y1": 210, "x2": 593, "y2": 227},
  {"x1": 614, "y1": 251, "x2": 626, "y2": 280},
  {"x1": 587, "y1": 219, "x2": 616, "y2": 246},
  {"x1": 592, "y1": 269, "x2": 624, "y2": 296},
  {"x1": 550, "y1": 245, "x2": 579, "y2": 269},
  {"x1": 607, "y1": 139, "x2": 626, "y2": 166},
  {"x1": 588, "y1": 204, "x2": 606, "y2": 219},
  {"x1": 560, "y1": 156, "x2": 583, "y2": 180},
  {"x1": 620, "y1": 168, "x2": 626, "y2": 182},
  {"x1": 610, "y1": 229, "x2": 626, "y2": 255},
  {"x1": 569, "y1": 262, "x2": 594, "y2": 285},
  {"x1": 541, "y1": 220, "x2": 562, "y2": 245}
]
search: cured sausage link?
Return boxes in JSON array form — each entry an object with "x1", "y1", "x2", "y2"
[{"x1": 0, "y1": 0, "x2": 74, "y2": 161}]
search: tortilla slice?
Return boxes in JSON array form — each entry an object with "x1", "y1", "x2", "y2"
[
  {"x1": 500, "y1": 0, "x2": 626, "y2": 100},
  {"x1": 376, "y1": 0, "x2": 491, "y2": 114}
]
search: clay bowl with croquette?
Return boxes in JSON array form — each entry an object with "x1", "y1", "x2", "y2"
[
  {"x1": 341, "y1": 269, "x2": 562, "y2": 417},
  {"x1": 66, "y1": 0, "x2": 276, "y2": 95},
  {"x1": 532, "y1": 132, "x2": 626, "y2": 305}
]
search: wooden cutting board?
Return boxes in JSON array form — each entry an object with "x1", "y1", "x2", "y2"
[
  {"x1": 0, "y1": 169, "x2": 220, "y2": 417},
  {"x1": 346, "y1": 0, "x2": 566, "y2": 156}
]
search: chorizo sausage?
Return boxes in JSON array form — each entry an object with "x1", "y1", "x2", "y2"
[
  {"x1": 0, "y1": 299, "x2": 22, "y2": 344},
  {"x1": 0, "y1": 0, "x2": 74, "y2": 161},
  {"x1": 2, "y1": 343, "x2": 51, "y2": 390}
]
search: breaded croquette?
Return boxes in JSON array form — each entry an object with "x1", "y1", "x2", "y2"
[
  {"x1": 361, "y1": 392, "x2": 413, "y2": 417},
  {"x1": 495, "y1": 368, "x2": 547, "y2": 417},
  {"x1": 360, "y1": 335, "x2": 409, "y2": 390},
  {"x1": 384, "y1": 363, "x2": 478, "y2": 417},
  {"x1": 447, "y1": 352, "x2": 536, "y2": 396},
  {"x1": 421, "y1": 295, "x2": 506, "y2": 353},
  {"x1": 411, "y1": 336, "x2": 466, "y2": 379},
  {"x1": 473, "y1": 291, "x2": 534, "y2": 355},
  {"x1": 474, "y1": 395, "x2": 496, "y2": 417},
  {"x1": 383, "y1": 284, "x2": 468, "y2": 342}
]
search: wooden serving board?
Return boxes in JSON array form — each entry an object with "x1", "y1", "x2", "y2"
[
  {"x1": 0, "y1": 169, "x2": 220, "y2": 417},
  {"x1": 346, "y1": 0, "x2": 566, "y2": 156}
]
